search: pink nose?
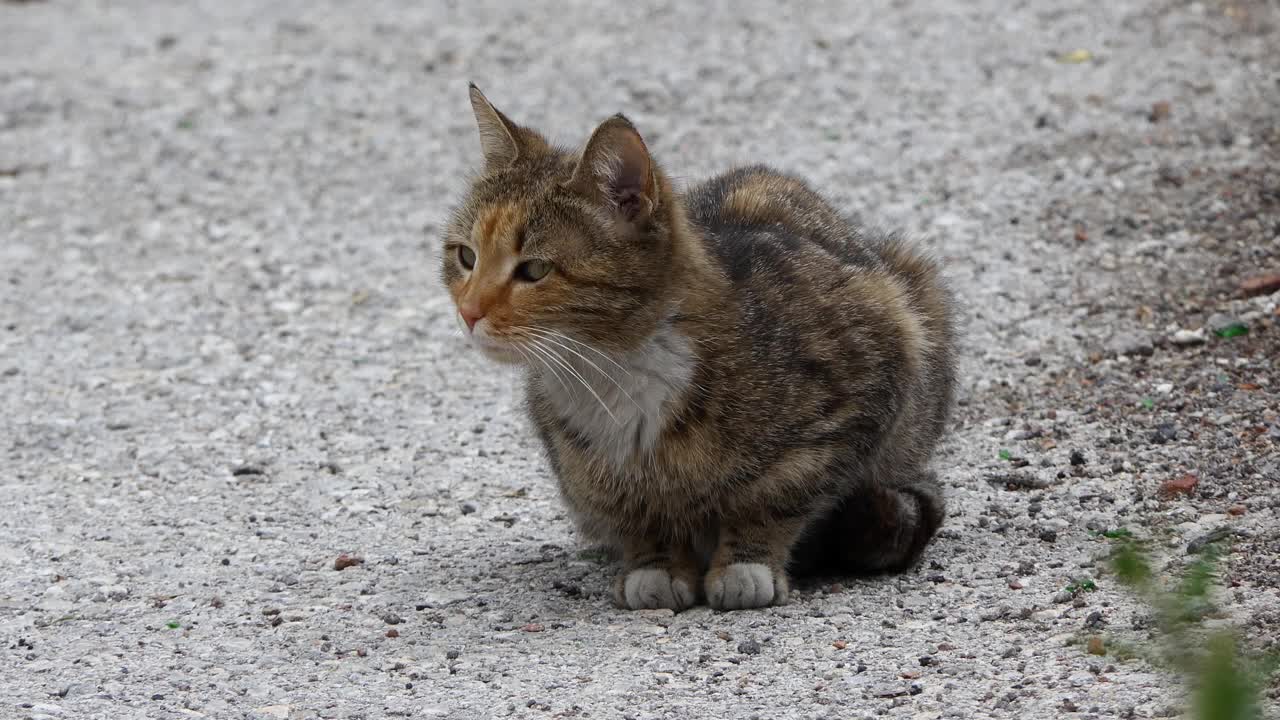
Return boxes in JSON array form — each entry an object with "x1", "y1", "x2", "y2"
[{"x1": 460, "y1": 306, "x2": 484, "y2": 331}]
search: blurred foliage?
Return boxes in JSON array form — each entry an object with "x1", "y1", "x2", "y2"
[{"x1": 1107, "y1": 538, "x2": 1278, "y2": 720}]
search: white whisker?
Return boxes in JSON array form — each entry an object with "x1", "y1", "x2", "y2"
[
  {"x1": 516, "y1": 337, "x2": 572, "y2": 396},
  {"x1": 526, "y1": 327, "x2": 632, "y2": 377},
  {"x1": 525, "y1": 329, "x2": 643, "y2": 414},
  {"x1": 527, "y1": 336, "x2": 619, "y2": 425}
]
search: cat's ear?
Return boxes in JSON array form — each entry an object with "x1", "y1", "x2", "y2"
[
  {"x1": 566, "y1": 115, "x2": 658, "y2": 223},
  {"x1": 468, "y1": 83, "x2": 537, "y2": 172}
]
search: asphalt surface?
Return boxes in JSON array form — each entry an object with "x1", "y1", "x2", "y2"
[{"x1": 2, "y1": 1, "x2": 1278, "y2": 718}]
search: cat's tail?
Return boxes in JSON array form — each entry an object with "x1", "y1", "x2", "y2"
[{"x1": 790, "y1": 473, "x2": 945, "y2": 576}]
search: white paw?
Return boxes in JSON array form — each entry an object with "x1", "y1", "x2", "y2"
[
  {"x1": 706, "y1": 563, "x2": 789, "y2": 610},
  {"x1": 617, "y1": 568, "x2": 697, "y2": 611}
]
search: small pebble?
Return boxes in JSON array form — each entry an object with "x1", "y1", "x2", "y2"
[
  {"x1": 1205, "y1": 313, "x2": 1239, "y2": 334},
  {"x1": 872, "y1": 683, "x2": 908, "y2": 698},
  {"x1": 1187, "y1": 527, "x2": 1234, "y2": 554},
  {"x1": 980, "y1": 605, "x2": 1010, "y2": 621},
  {"x1": 1159, "y1": 474, "x2": 1198, "y2": 498},
  {"x1": 1170, "y1": 328, "x2": 1206, "y2": 346},
  {"x1": 737, "y1": 639, "x2": 761, "y2": 655},
  {"x1": 1150, "y1": 424, "x2": 1178, "y2": 445},
  {"x1": 1108, "y1": 334, "x2": 1154, "y2": 357},
  {"x1": 333, "y1": 554, "x2": 364, "y2": 571}
]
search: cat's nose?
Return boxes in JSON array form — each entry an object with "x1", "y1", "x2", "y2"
[{"x1": 459, "y1": 305, "x2": 484, "y2": 332}]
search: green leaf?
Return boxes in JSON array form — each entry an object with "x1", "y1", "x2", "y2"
[
  {"x1": 1111, "y1": 540, "x2": 1152, "y2": 589},
  {"x1": 1140, "y1": 397, "x2": 1155, "y2": 410},
  {"x1": 1066, "y1": 578, "x2": 1098, "y2": 594},
  {"x1": 1213, "y1": 324, "x2": 1248, "y2": 339},
  {"x1": 1179, "y1": 549, "x2": 1219, "y2": 601},
  {"x1": 998, "y1": 449, "x2": 1012, "y2": 461},
  {"x1": 166, "y1": 620, "x2": 180, "y2": 630}
]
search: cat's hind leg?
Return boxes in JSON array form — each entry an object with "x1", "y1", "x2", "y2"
[{"x1": 790, "y1": 470, "x2": 945, "y2": 576}]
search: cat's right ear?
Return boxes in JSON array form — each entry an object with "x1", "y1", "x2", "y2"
[{"x1": 468, "y1": 83, "x2": 530, "y2": 172}]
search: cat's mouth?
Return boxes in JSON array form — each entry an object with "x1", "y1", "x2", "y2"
[{"x1": 469, "y1": 326, "x2": 525, "y2": 365}]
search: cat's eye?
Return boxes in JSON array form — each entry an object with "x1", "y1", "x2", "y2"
[
  {"x1": 515, "y1": 259, "x2": 553, "y2": 282},
  {"x1": 457, "y1": 245, "x2": 476, "y2": 271}
]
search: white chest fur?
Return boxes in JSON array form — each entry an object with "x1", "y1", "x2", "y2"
[{"x1": 535, "y1": 325, "x2": 695, "y2": 470}]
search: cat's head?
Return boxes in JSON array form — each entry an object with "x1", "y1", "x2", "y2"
[{"x1": 442, "y1": 85, "x2": 677, "y2": 365}]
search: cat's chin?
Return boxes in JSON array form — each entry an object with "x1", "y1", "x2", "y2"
[
  {"x1": 480, "y1": 347, "x2": 524, "y2": 365},
  {"x1": 471, "y1": 339, "x2": 524, "y2": 365}
]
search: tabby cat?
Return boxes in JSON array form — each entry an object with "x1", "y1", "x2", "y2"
[{"x1": 442, "y1": 85, "x2": 957, "y2": 611}]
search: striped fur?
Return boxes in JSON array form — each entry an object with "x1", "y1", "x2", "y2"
[{"x1": 443, "y1": 87, "x2": 958, "y2": 610}]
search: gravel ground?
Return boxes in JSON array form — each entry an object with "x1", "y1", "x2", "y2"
[{"x1": 2, "y1": 1, "x2": 1278, "y2": 719}]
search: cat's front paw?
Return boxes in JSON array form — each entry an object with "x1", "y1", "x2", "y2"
[
  {"x1": 705, "y1": 563, "x2": 789, "y2": 610},
  {"x1": 615, "y1": 567, "x2": 697, "y2": 611}
]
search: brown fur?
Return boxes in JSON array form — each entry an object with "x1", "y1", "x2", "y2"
[{"x1": 443, "y1": 85, "x2": 958, "y2": 611}]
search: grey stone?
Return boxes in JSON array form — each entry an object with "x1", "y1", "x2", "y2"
[
  {"x1": 1170, "y1": 328, "x2": 1207, "y2": 346},
  {"x1": 1106, "y1": 333, "x2": 1155, "y2": 357}
]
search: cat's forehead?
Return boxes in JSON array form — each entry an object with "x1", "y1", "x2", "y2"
[
  {"x1": 469, "y1": 167, "x2": 587, "y2": 228},
  {"x1": 470, "y1": 201, "x2": 527, "y2": 252},
  {"x1": 472, "y1": 153, "x2": 570, "y2": 199}
]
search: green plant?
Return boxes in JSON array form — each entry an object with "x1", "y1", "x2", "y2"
[
  {"x1": 1108, "y1": 538, "x2": 1278, "y2": 720},
  {"x1": 1065, "y1": 577, "x2": 1098, "y2": 594}
]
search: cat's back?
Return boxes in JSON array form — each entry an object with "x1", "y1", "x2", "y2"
[
  {"x1": 684, "y1": 164, "x2": 884, "y2": 277},
  {"x1": 681, "y1": 164, "x2": 956, "y2": 437}
]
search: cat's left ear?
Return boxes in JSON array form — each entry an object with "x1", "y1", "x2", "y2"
[{"x1": 566, "y1": 115, "x2": 658, "y2": 224}]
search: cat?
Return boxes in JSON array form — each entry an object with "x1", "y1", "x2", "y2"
[{"x1": 442, "y1": 84, "x2": 957, "y2": 611}]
